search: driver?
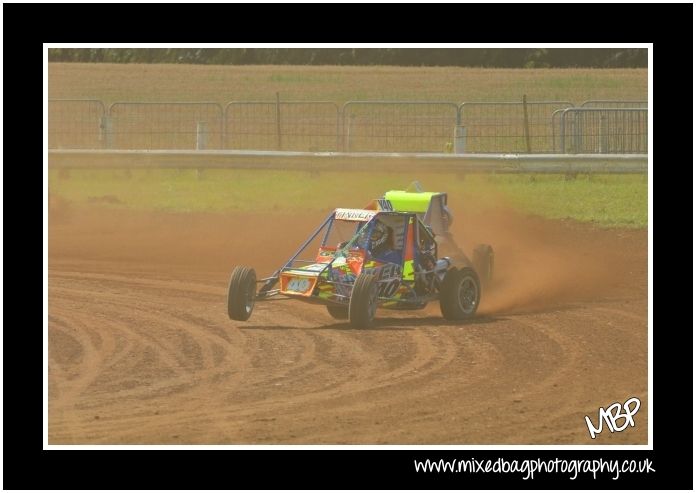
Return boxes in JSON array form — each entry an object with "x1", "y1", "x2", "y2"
[{"x1": 367, "y1": 220, "x2": 401, "y2": 264}]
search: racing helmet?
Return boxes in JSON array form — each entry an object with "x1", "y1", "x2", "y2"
[{"x1": 370, "y1": 221, "x2": 390, "y2": 250}]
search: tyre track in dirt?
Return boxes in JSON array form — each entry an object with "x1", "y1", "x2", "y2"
[{"x1": 48, "y1": 207, "x2": 648, "y2": 444}]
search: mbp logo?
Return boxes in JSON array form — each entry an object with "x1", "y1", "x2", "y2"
[{"x1": 584, "y1": 397, "x2": 641, "y2": 439}]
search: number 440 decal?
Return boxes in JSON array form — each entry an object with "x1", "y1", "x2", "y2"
[
  {"x1": 369, "y1": 263, "x2": 402, "y2": 298},
  {"x1": 287, "y1": 277, "x2": 311, "y2": 293},
  {"x1": 377, "y1": 278, "x2": 401, "y2": 298}
]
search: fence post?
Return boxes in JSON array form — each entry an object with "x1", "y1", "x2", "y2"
[
  {"x1": 346, "y1": 113, "x2": 354, "y2": 152},
  {"x1": 572, "y1": 111, "x2": 581, "y2": 154},
  {"x1": 454, "y1": 126, "x2": 467, "y2": 154},
  {"x1": 522, "y1": 94, "x2": 531, "y2": 153},
  {"x1": 560, "y1": 110, "x2": 566, "y2": 153},
  {"x1": 275, "y1": 92, "x2": 282, "y2": 151},
  {"x1": 100, "y1": 115, "x2": 113, "y2": 149},
  {"x1": 196, "y1": 121, "x2": 208, "y2": 150},
  {"x1": 335, "y1": 104, "x2": 340, "y2": 152}
]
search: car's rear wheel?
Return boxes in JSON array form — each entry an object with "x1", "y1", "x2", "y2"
[
  {"x1": 439, "y1": 267, "x2": 480, "y2": 320},
  {"x1": 227, "y1": 266, "x2": 257, "y2": 321},
  {"x1": 349, "y1": 273, "x2": 378, "y2": 328},
  {"x1": 326, "y1": 304, "x2": 349, "y2": 320},
  {"x1": 473, "y1": 244, "x2": 494, "y2": 286}
]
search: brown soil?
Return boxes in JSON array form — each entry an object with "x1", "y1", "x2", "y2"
[{"x1": 48, "y1": 204, "x2": 648, "y2": 444}]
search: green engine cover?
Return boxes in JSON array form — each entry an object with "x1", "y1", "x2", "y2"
[{"x1": 384, "y1": 190, "x2": 443, "y2": 213}]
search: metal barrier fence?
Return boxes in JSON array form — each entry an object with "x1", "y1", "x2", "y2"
[
  {"x1": 342, "y1": 102, "x2": 459, "y2": 152},
  {"x1": 457, "y1": 101, "x2": 574, "y2": 153},
  {"x1": 224, "y1": 101, "x2": 339, "y2": 151},
  {"x1": 48, "y1": 99, "x2": 106, "y2": 149},
  {"x1": 47, "y1": 98, "x2": 649, "y2": 154},
  {"x1": 108, "y1": 102, "x2": 224, "y2": 150},
  {"x1": 580, "y1": 100, "x2": 648, "y2": 108},
  {"x1": 558, "y1": 108, "x2": 648, "y2": 154}
]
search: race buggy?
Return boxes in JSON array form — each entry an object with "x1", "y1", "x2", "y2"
[{"x1": 227, "y1": 182, "x2": 494, "y2": 328}]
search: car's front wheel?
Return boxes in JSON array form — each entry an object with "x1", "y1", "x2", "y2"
[
  {"x1": 227, "y1": 266, "x2": 257, "y2": 321},
  {"x1": 349, "y1": 273, "x2": 378, "y2": 328}
]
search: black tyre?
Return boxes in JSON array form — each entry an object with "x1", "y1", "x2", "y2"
[
  {"x1": 439, "y1": 267, "x2": 481, "y2": 320},
  {"x1": 348, "y1": 273, "x2": 378, "y2": 328},
  {"x1": 473, "y1": 244, "x2": 494, "y2": 286},
  {"x1": 227, "y1": 266, "x2": 257, "y2": 321},
  {"x1": 326, "y1": 304, "x2": 349, "y2": 320}
]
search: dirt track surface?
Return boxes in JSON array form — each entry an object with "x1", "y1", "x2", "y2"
[{"x1": 48, "y1": 206, "x2": 648, "y2": 444}]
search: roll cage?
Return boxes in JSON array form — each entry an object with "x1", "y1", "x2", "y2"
[{"x1": 257, "y1": 210, "x2": 438, "y2": 299}]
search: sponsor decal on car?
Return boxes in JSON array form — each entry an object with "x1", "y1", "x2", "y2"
[
  {"x1": 280, "y1": 274, "x2": 318, "y2": 296},
  {"x1": 377, "y1": 199, "x2": 394, "y2": 211},
  {"x1": 334, "y1": 209, "x2": 377, "y2": 221}
]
